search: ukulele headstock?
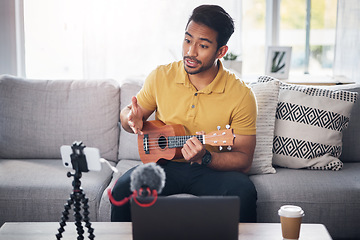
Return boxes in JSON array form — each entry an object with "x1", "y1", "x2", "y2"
[{"x1": 204, "y1": 125, "x2": 234, "y2": 150}]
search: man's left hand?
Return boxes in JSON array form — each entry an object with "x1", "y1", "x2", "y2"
[{"x1": 181, "y1": 131, "x2": 206, "y2": 165}]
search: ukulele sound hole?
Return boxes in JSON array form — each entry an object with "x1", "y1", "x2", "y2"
[{"x1": 158, "y1": 136, "x2": 167, "y2": 149}]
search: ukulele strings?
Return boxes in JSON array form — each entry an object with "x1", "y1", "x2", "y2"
[
  {"x1": 143, "y1": 134, "x2": 226, "y2": 141},
  {"x1": 141, "y1": 134, "x2": 229, "y2": 150},
  {"x1": 141, "y1": 135, "x2": 201, "y2": 150},
  {"x1": 142, "y1": 137, "x2": 200, "y2": 150}
]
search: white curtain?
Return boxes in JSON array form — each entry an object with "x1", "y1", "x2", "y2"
[
  {"x1": 23, "y1": 0, "x2": 241, "y2": 83},
  {"x1": 334, "y1": 0, "x2": 360, "y2": 83},
  {"x1": 82, "y1": 0, "x2": 188, "y2": 82},
  {"x1": 81, "y1": 0, "x2": 241, "y2": 83}
]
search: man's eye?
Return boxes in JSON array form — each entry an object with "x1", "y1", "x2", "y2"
[
  {"x1": 200, "y1": 44, "x2": 208, "y2": 49},
  {"x1": 184, "y1": 39, "x2": 190, "y2": 43}
]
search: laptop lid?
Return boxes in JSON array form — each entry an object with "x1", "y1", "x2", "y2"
[{"x1": 131, "y1": 196, "x2": 239, "y2": 240}]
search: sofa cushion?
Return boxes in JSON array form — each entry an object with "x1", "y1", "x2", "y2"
[
  {"x1": 98, "y1": 159, "x2": 141, "y2": 221},
  {"x1": 250, "y1": 163, "x2": 360, "y2": 239},
  {"x1": 0, "y1": 159, "x2": 114, "y2": 226},
  {"x1": 248, "y1": 80, "x2": 279, "y2": 175},
  {"x1": 259, "y1": 76, "x2": 358, "y2": 170},
  {"x1": 0, "y1": 75, "x2": 120, "y2": 161}
]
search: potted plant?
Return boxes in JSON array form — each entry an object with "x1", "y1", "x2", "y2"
[{"x1": 222, "y1": 52, "x2": 242, "y2": 76}]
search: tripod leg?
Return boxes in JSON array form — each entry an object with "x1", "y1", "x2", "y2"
[
  {"x1": 73, "y1": 192, "x2": 85, "y2": 240},
  {"x1": 56, "y1": 195, "x2": 74, "y2": 239},
  {"x1": 82, "y1": 196, "x2": 95, "y2": 239},
  {"x1": 58, "y1": 169, "x2": 95, "y2": 239}
]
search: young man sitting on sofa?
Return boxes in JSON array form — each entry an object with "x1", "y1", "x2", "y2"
[{"x1": 111, "y1": 4, "x2": 258, "y2": 223}]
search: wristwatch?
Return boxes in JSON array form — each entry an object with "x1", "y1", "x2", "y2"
[{"x1": 201, "y1": 150, "x2": 212, "y2": 166}]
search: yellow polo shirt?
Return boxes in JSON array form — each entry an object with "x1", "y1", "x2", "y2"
[{"x1": 137, "y1": 60, "x2": 257, "y2": 154}]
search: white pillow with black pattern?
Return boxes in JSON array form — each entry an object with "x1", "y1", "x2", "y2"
[{"x1": 259, "y1": 75, "x2": 358, "y2": 170}]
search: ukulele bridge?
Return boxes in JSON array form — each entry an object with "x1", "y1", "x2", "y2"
[{"x1": 143, "y1": 134, "x2": 150, "y2": 154}]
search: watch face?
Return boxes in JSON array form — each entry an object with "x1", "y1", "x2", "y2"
[{"x1": 202, "y1": 151, "x2": 212, "y2": 165}]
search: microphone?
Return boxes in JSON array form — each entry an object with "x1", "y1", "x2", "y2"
[
  {"x1": 130, "y1": 162, "x2": 166, "y2": 196},
  {"x1": 108, "y1": 162, "x2": 166, "y2": 207}
]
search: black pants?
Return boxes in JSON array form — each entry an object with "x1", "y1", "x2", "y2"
[{"x1": 110, "y1": 161, "x2": 257, "y2": 222}]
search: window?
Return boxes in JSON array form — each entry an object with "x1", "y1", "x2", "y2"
[
  {"x1": 24, "y1": 0, "x2": 84, "y2": 79},
  {"x1": 278, "y1": 0, "x2": 337, "y2": 76},
  {"x1": 16, "y1": 0, "x2": 340, "y2": 82},
  {"x1": 23, "y1": 0, "x2": 241, "y2": 81}
]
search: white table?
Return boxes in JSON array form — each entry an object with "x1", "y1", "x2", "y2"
[{"x1": 0, "y1": 222, "x2": 332, "y2": 240}]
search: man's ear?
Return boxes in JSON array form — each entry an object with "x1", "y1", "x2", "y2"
[{"x1": 217, "y1": 45, "x2": 228, "y2": 59}]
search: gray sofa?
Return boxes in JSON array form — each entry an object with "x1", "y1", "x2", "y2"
[{"x1": 1, "y1": 75, "x2": 359, "y2": 240}]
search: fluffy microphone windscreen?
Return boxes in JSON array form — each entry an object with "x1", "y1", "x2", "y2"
[{"x1": 130, "y1": 162, "x2": 166, "y2": 194}]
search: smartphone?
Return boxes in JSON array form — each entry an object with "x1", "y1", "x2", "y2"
[{"x1": 60, "y1": 145, "x2": 102, "y2": 172}]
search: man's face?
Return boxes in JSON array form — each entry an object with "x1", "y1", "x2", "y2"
[{"x1": 182, "y1": 21, "x2": 220, "y2": 75}]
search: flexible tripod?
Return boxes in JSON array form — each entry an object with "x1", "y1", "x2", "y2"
[{"x1": 56, "y1": 142, "x2": 95, "y2": 240}]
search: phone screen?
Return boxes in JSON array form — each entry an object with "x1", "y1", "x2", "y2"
[{"x1": 60, "y1": 145, "x2": 102, "y2": 172}]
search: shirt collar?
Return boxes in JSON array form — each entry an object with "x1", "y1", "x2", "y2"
[{"x1": 177, "y1": 60, "x2": 226, "y2": 94}]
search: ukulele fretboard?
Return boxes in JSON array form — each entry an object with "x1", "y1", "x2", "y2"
[{"x1": 168, "y1": 135, "x2": 204, "y2": 148}]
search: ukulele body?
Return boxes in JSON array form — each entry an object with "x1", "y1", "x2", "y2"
[
  {"x1": 137, "y1": 120, "x2": 234, "y2": 164},
  {"x1": 138, "y1": 120, "x2": 185, "y2": 164}
]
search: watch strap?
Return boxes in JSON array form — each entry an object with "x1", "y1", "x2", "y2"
[{"x1": 201, "y1": 150, "x2": 212, "y2": 166}]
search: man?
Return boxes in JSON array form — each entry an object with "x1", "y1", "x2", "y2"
[{"x1": 112, "y1": 4, "x2": 257, "y2": 222}]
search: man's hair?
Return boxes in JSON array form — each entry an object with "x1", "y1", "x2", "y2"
[{"x1": 186, "y1": 5, "x2": 234, "y2": 49}]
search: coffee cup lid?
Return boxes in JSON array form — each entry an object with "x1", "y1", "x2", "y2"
[{"x1": 278, "y1": 205, "x2": 305, "y2": 218}]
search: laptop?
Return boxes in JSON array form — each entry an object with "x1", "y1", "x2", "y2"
[{"x1": 131, "y1": 196, "x2": 240, "y2": 240}]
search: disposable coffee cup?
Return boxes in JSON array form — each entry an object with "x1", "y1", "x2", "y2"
[{"x1": 278, "y1": 205, "x2": 305, "y2": 240}]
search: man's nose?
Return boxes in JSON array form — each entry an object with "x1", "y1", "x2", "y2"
[{"x1": 187, "y1": 44, "x2": 198, "y2": 57}]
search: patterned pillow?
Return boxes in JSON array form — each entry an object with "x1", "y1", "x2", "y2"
[
  {"x1": 248, "y1": 80, "x2": 279, "y2": 175},
  {"x1": 259, "y1": 75, "x2": 358, "y2": 170}
]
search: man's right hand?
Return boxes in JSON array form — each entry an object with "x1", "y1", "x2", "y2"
[
  {"x1": 127, "y1": 96, "x2": 144, "y2": 135},
  {"x1": 120, "y1": 95, "x2": 154, "y2": 135}
]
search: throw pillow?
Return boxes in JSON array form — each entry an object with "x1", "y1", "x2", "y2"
[
  {"x1": 248, "y1": 80, "x2": 279, "y2": 175},
  {"x1": 319, "y1": 84, "x2": 360, "y2": 163},
  {"x1": 259, "y1": 75, "x2": 358, "y2": 170}
]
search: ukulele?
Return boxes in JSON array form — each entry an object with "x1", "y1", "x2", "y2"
[{"x1": 138, "y1": 120, "x2": 235, "y2": 164}]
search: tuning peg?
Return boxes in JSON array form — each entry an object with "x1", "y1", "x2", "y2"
[
  {"x1": 227, "y1": 146, "x2": 232, "y2": 151},
  {"x1": 219, "y1": 146, "x2": 223, "y2": 151},
  {"x1": 217, "y1": 126, "x2": 221, "y2": 130},
  {"x1": 226, "y1": 125, "x2": 230, "y2": 129}
]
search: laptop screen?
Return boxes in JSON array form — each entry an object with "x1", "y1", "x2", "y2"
[{"x1": 131, "y1": 196, "x2": 240, "y2": 240}]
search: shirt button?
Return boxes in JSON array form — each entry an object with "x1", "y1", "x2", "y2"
[{"x1": 191, "y1": 105, "x2": 195, "y2": 108}]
